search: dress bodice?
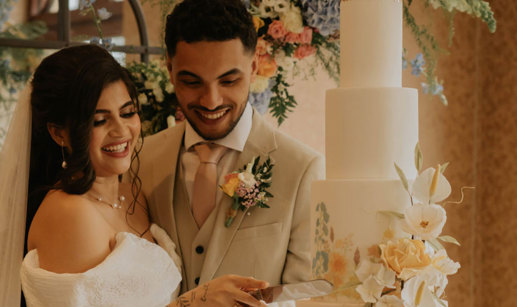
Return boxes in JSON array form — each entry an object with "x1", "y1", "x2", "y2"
[{"x1": 20, "y1": 224, "x2": 182, "y2": 307}]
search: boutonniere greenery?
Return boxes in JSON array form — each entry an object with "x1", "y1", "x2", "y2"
[{"x1": 221, "y1": 156, "x2": 274, "y2": 227}]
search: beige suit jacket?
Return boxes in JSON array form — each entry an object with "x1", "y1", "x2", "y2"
[{"x1": 138, "y1": 111, "x2": 324, "y2": 293}]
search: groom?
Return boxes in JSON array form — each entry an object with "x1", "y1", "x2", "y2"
[{"x1": 138, "y1": 0, "x2": 324, "y2": 298}]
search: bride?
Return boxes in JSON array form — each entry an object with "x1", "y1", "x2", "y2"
[{"x1": 0, "y1": 45, "x2": 268, "y2": 307}]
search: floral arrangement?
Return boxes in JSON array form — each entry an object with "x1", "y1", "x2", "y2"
[
  {"x1": 313, "y1": 144, "x2": 471, "y2": 306},
  {"x1": 355, "y1": 144, "x2": 468, "y2": 306},
  {"x1": 221, "y1": 156, "x2": 274, "y2": 227},
  {"x1": 245, "y1": 0, "x2": 340, "y2": 125},
  {"x1": 126, "y1": 61, "x2": 181, "y2": 136}
]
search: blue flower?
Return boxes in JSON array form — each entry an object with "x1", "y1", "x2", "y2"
[
  {"x1": 89, "y1": 37, "x2": 113, "y2": 50},
  {"x1": 89, "y1": 36, "x2": 100, "y2": 45},
  {"x1": 402, "y1": 56, "x2": 408, "y2": 70},
  {"x1": 79, "y1": 0, "x2": 96, "y2": 10},
  {"x1": 299, "y1": 0, "x2": 340, "y2": 37},
  {"x1": 421, "y1": 81, "x2": 444, "y2": 96},
  {"x1": 410, "y1": 53, "x2": 425, "y2": 76},
  {"x1": 249, "y1": 83, "x2": 274, "y2": 115}
]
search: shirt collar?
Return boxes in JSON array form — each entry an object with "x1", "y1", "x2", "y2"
[{"x1": 184, "y1": 102, "x2": 253, "y2": 152}]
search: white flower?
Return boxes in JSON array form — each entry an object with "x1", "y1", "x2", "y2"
[
  {"x1": 275, "y1": 51, "x2": 295, "y2": 71},
  {"x1": 97, "y1": 8, "x2": 112, "y2": 21},
  {"x1": 355, "y1": 260, "x2": 395, "y2": 288},
  {"x1": 144, "y1": 80, "x2": 155, "y2": 90},
  {"x1": 401, "y1": 277, "x2": 447, "y2": 307},
  {"x1": 259, "y1": 3, "x2": 277, "y2": 18},
  {"x1": 250, "y1": 75, "x2": 270, "y2": 93},
  {"x1": 356, "y1": 275, "x2": 384, "y2": 303},
  {"x1": 432, "y1": 249, "x2": 460, "y2": 276},
  {"x1": 280, "y1": 4, "x2": 303, "y2": 33},
  {"x1": 273, "y1": 0, "x2": 290, "y2": 13},
  {"x1": 165, "y1": 82, "x2": 174, "y2": 94},
  {"x1": 138, "y1": 93, "x2": 148, "y2": 105},
  {"x1": 153, "y1": 86, "x2": 164, "y2": 102},
  {"x1": 238, "y1": 172, "x2": 257, "y2": 188},
  {"x1": 167, "y1": 115, "x2": 176, "y2": 128},
  {"x1": 375, "y1": 295, "x2": 404, "y2": 307},
  {"x1": 402, "y1": 203, "x2": 447, "y2": 240},
  {"x1": 411, "y1": 167, "x2": 451, "y2": 204}
]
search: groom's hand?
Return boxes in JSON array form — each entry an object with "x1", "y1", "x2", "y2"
[{"x1": 171, "y1": 274, "x2": 269, "y2": 307}]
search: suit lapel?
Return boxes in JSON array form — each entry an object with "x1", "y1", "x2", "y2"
[
  {"x1": 148, "y1": 123, "x2": 185, "y2": 249},
  {"x1": 200, "y1": 111, "x2": 278, "y2": 282}
]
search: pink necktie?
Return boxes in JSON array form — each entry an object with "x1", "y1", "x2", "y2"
[{"x1": 191, "y1": 143, "x2": 227, "y2": 228}]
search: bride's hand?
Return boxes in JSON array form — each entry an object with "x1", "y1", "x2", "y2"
[{"x1": 169, "y1": 274, "x2": 269, "y2": 307}]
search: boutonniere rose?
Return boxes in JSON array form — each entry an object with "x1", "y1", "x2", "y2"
[{"x1": 221, "y1": 156, "x2": 274, "y2": 227}]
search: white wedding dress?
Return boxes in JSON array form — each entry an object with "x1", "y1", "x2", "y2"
[{"x1": 20, "y1": 224, "x2": 182, "y2": 307}]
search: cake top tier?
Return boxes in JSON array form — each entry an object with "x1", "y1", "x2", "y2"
[{"x1": 340, "y1": 0, "x2": 403, "y2": 88}]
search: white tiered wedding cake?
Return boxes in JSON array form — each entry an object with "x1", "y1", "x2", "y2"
[{"x1": 301, "y1": 0, "x2": 418, "y2": 305}]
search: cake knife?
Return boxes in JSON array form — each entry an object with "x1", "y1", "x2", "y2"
[{"x1": 248, "y1": 279, "x2": 333, "y2": 304}]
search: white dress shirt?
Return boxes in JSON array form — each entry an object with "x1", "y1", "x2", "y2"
[{"x1": 181, "y1": 103, "x2": 252, "y2": 208}]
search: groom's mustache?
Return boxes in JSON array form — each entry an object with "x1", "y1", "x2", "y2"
[{"x1": 188, "y1": 105, "x2": 233, "y2": 112}]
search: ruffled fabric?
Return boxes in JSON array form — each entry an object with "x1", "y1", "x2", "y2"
[{"x1": 20, "y1": 224, "x2": 181, "y2": 307}]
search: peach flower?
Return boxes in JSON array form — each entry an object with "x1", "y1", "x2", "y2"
[
  {"x1": 257, "y1": 54, "x2": 277, "y2": 78},
  {"x1": 380, "y1": 238, "x2": 431, "y2": 274},
  {"x1": 221, "y1": 173, "x2": 240, "y2": 197},
  {"x1": 253, "y1": 16, "x2": 265, "y2": 32}
]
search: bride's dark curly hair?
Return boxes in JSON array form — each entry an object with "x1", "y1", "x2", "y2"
[{"x1": 27, "y1": 45, "x2": 144, "y2": 236}]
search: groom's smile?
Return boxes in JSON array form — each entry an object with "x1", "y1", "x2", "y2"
[{"x1": 167, "y1": 39, "x2": 257, "y2": 140}]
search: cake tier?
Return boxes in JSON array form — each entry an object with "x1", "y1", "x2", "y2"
[
  {"x1": 340, "y1": 0, "x2": 402, "y2": 88},
  {"x1": 325, "y1": 87, "x2": 418, "y2": 180},
  {"x1": 310, "y1": 179, "x2": 411, "y2": 303}
]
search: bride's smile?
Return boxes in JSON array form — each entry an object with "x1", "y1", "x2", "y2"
[{"x1": 90, "y1": 80, "x2": 140, "y2": 178}]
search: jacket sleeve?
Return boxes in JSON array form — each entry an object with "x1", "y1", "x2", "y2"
[{"x1": 281, "y1": 153, "x2": 325, "y2": 284}]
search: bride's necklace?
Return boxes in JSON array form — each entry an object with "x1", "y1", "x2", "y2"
[{"x1": 86, "y1": 191, "x2": 125, "y2": 209}]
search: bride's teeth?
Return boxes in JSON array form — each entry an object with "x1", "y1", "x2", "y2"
[
  {"x1": 201, "y1": 110, "x2": 226, "y2": 119},
  {"x1": 102, "y1": 142, "x2": 128, "y2": 153}
]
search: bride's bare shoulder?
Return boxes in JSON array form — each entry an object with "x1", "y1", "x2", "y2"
[{"x1": 27, "y1": 190, "x2": 112, "y2": 273}]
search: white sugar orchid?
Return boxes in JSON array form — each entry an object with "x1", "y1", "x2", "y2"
[
  {"x1": 376, "y1": 295, "x2": 404, "y2": 307},
  {"x1": 411, "y1": 167, "x2": 451, "y2": 205},
  {"x1": 400, "y1": 249, "x2": 459, "y2": 301},
  {"x1": 356, "y1": 275, "x2": 384, "y2": 303},
  {"x1": 356, "y1": 260, "x2": 396, "y2": 288},
  {"x1": 401, "y1": 277, "x2": 448, "y2": 307},
  {"x1": 402, "y1": 203, "x2": 447, "y2": 240}
]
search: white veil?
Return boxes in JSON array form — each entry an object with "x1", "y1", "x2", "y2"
[{"x1": 0, "y1": 84, "x2": 32, "y2": 306}]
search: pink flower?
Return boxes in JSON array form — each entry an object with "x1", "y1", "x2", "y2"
[
  {"x1": 300, "y1": 27, "x2": 313, "y2": 45},
  {"x1": 284, "y1": 32, "x2": 301, "y2": 44},
  {"x1": 294, "y1": 44, "x2": 316, "y2": 59},
  {"x1": 267, "y1": 20, "x2": 288, "y2": 40}
]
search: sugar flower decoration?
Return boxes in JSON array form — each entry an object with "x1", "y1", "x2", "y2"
[{"x1": 402, "y1": 203, "x2": 447, "y2": 240}]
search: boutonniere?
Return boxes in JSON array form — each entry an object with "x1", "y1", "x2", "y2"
[{"x1": 221, "y1": 156, "x2": 274, "y2": 227}]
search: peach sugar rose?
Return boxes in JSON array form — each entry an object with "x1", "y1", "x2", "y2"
[{"x1": 380, "y1": 238, "x2": 431, "y2": 274}]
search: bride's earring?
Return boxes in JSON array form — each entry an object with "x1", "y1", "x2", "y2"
[{"x1": 61, "y1": 141, "x2": 67, "y2": 169}]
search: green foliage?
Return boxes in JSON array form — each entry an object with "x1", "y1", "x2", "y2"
[{"x1": 268, "y1": 71, "x2": 297, "y2": 126}]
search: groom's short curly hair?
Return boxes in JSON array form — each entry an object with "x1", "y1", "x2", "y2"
[{"x1": 164, "y1": 0, "x2": 257, "y2": 57}]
